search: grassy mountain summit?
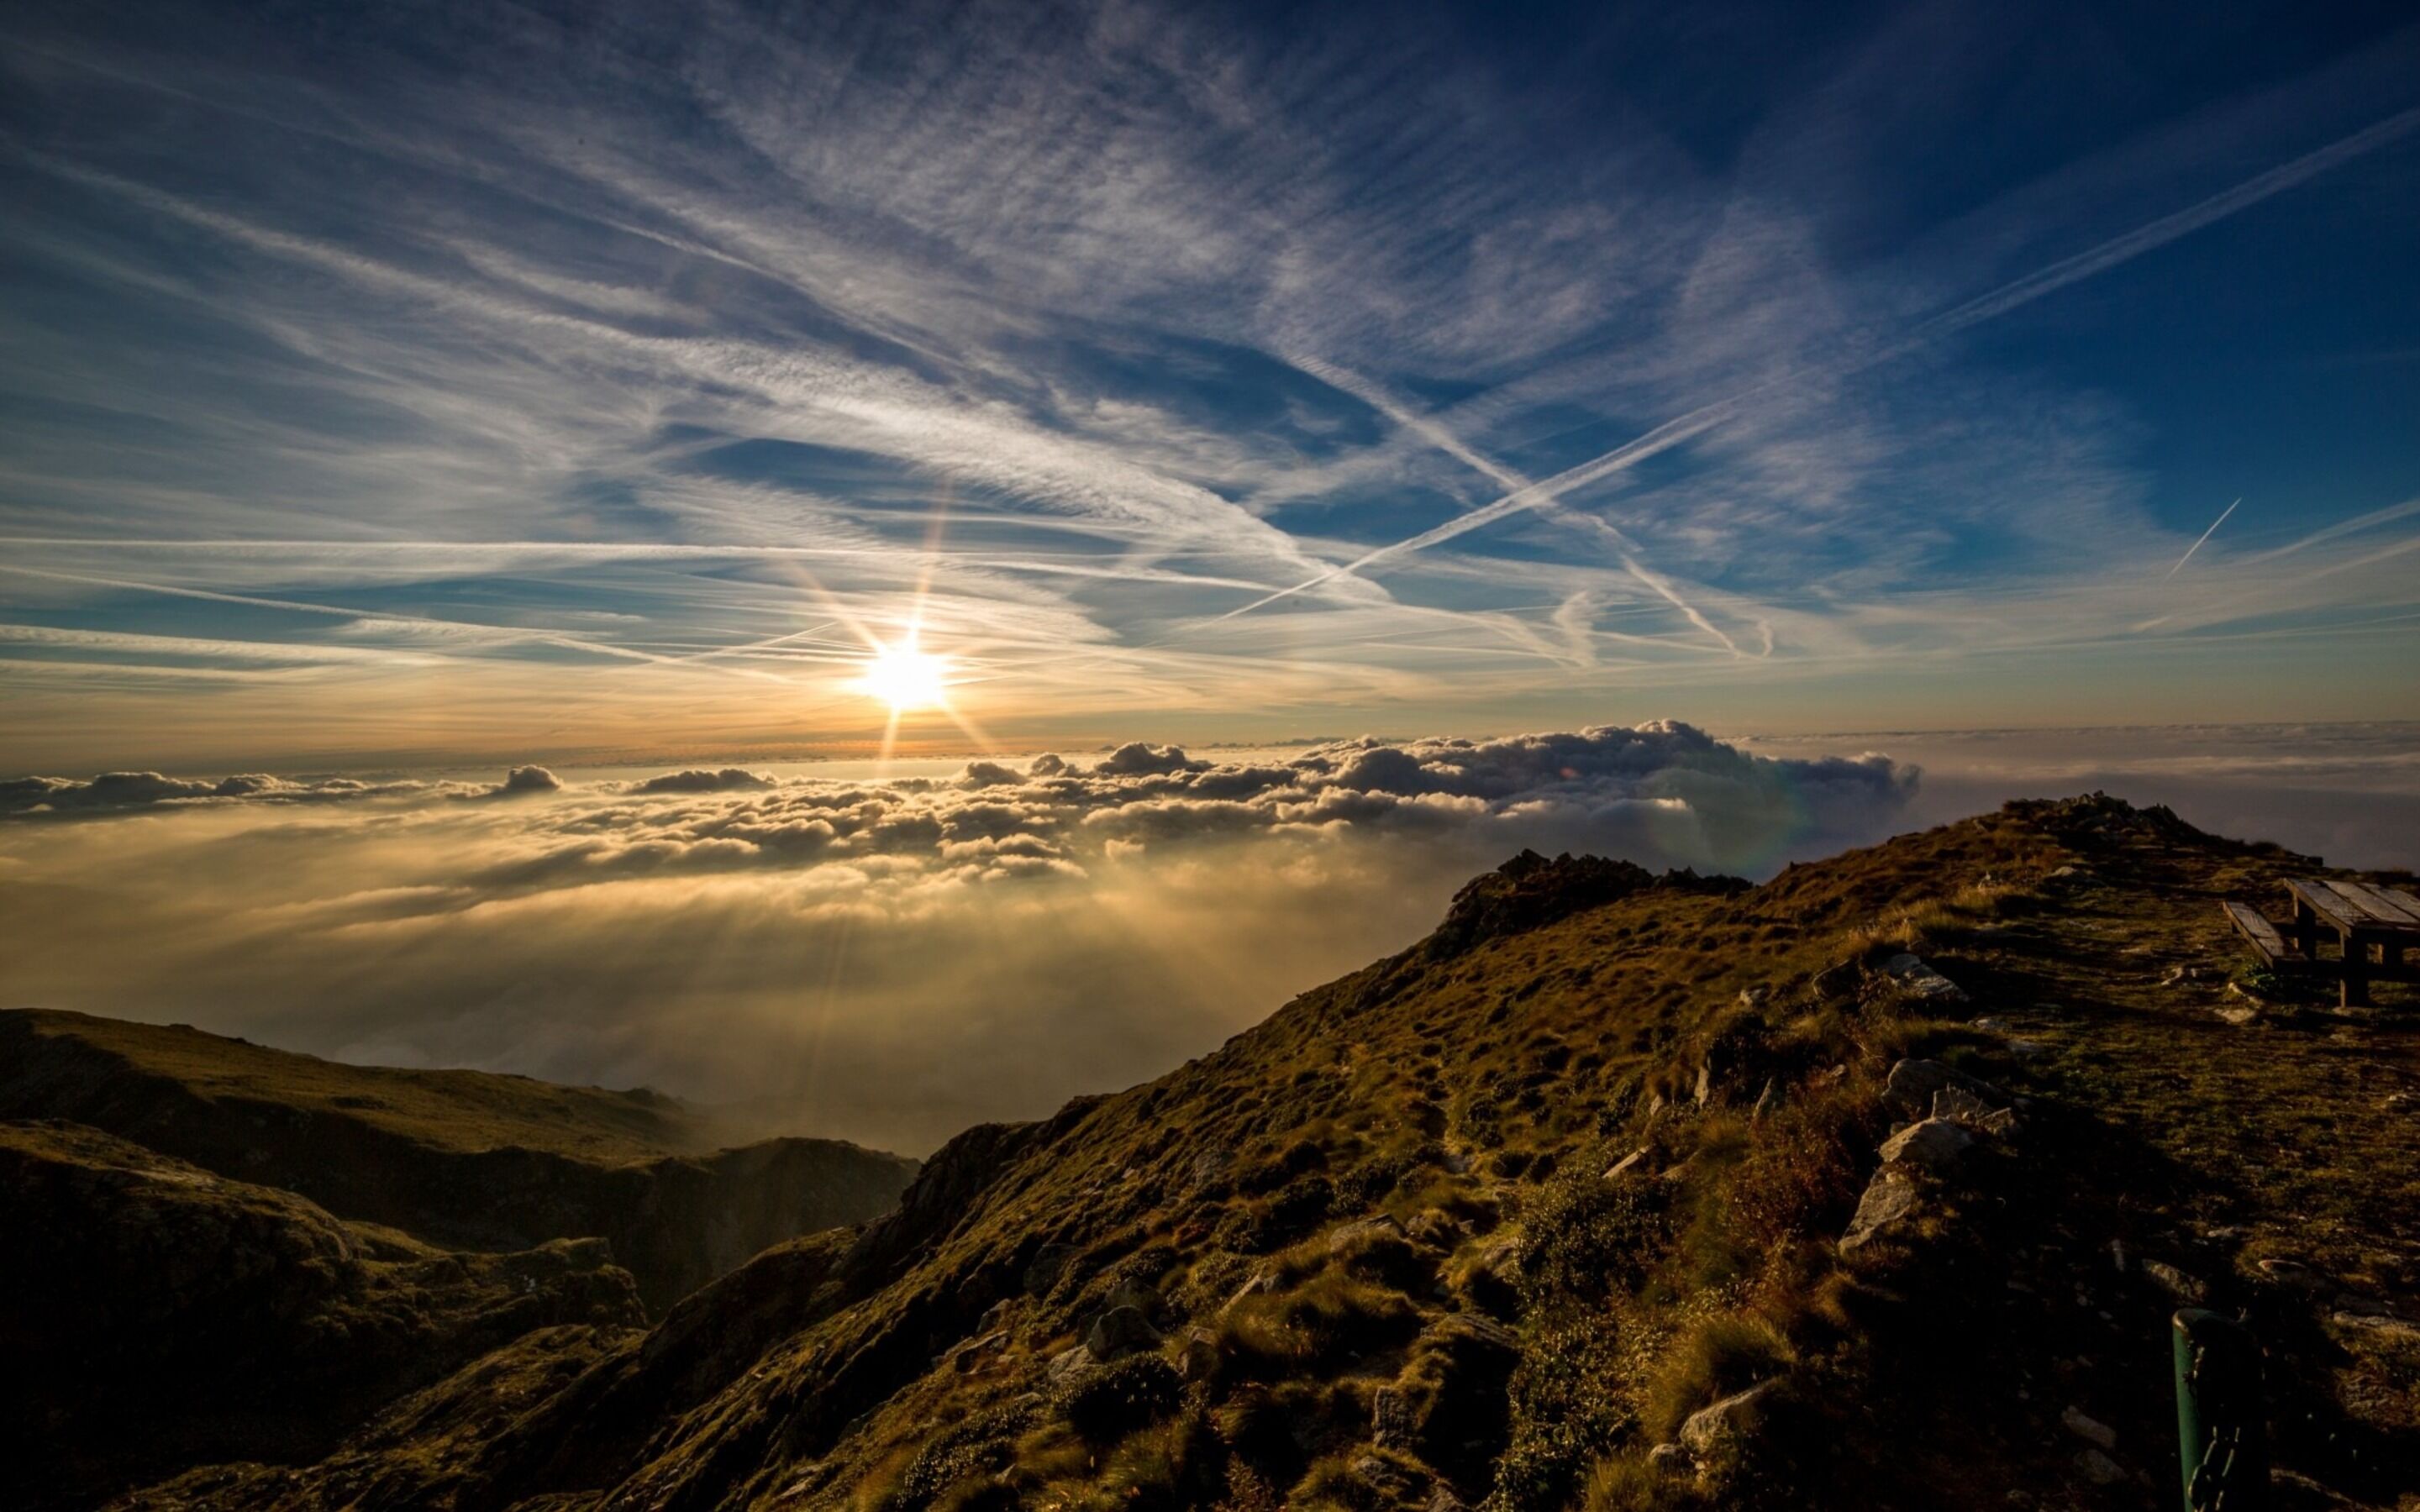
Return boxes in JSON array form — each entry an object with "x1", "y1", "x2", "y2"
[{"x1": 24, "y1": 796, "x2": 2420, "y2": 1510}]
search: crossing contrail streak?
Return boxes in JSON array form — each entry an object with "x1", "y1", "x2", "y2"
[
  {"x1": 2165, "y1": 499, "x2": 2241, "y2": 580},
  {"x1": 1212, "y1": 104, "x2": 2420, "y2": 626}
]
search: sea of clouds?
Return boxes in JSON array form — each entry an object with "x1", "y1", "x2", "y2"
[{"x1": 0, "y1": 722, "x2": 1919, "y2": 1152}]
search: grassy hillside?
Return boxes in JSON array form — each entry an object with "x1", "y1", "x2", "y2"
[
  {"x1": 0, "y1": 1009, "x2": 706, "y2": 1161},
  {"x1": 88, "y1": 797, "x2": 2420, "y2": 1509},
  {"x1": 0, "y1": 1010, "x2": 920, "y2": 1311},
  {"x1": 0, "y1": 1120, "x2": 648, "y2": 1509}
]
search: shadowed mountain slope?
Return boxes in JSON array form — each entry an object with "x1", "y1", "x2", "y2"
[
  {"x1": 71, "y1": 798, "x2": 2420, "y2": 1510},
  {"x1": 0, "y1": 1010, "x2": 920, "y2": 1311}
]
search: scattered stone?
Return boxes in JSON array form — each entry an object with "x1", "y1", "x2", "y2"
[
  {"x1": 1881, "y1": 1117, "x2": 1973, "y2": 1172},
  {"x1": 1679, "y1": 1382, "x2": 1775, "y2": 1457},
  {"x1": 1176, "y1": 1327, "x2": 1219, "y2": 1382},
  {"x1": 1046, "y1": 1344, "x2": 1095, "y2": 1383},
  {"x1": 1750, "y1": 1079, "x2": 1778, "y2": 1120},
  {"x1": 1104, "y1": 1276, "x2": 1159, "y2": 1315},
  {"x1": 2075, "y1": 1449, "x2": 2124, "y2": 1485},
  {"x1": 950, "y1": 1330, "x2": 1007, "y2": 1373},
  {"x1": 2143, "y1": 1261, "x2": 2206, "y2": 1304},
  {"x1": 1083, "y1": 1305, "x2": 1161, "y2": 1361},
  {"x1": 1694, "y1": 1062, "x2": 1713, "y2": 1107},
  {"x1": 2163, "y1": 964, "x2": 2206, "y2": 986},
  {"x1": 1604, "y1": 1150, "x2": 1647, "y2": 1180},
  {"x1": 2216, "y1": 1003, "x2": 2262, "y2": 1026},
  {"x1": 1970, "y1": 1016, "x2": 2011, "y2": 1033},
  {"x1": 1023, "y1": 1243, "x2": 1076, "y2": 1296},
  {"x1": 1842, "y1": 1167, "x2": 1923, "y2": 1252},
  {"x1": 1883, "y1": 953, "x2": 1970, "y2": 1005},
  {"x1": 1370, "y1": 1384, "x2": 1413, "y2": 1450},
  {"x1": 2109, "y1": 1240, "x2": 2128, "y2": 1273},
  {"x1": 1932, "y1": 1084, "x2": 2019, "y2": 1135},
  {"x1": 1884, "y1": 1058, "x2": 2007, "y2": 1116},
  {"x1": 1646, "y1": 1442, "x2": 1688, "y2": 1473},
  {"x1": 2004, "y1": 1038, "x2": 2046, "y2": 1058},
  {"x1": 2381, "y1": 1092, "x2": 2415, "y2": 1113},
  {"x1": 1737, "y1": 985, "x2": 1770, "y2": 1009},
  {"x1": 2060, "y1": 1407, "x2": 2116, "y2": 1451},
  {"x1": 1427, "y1": 1485, "x2": 1470, "y2": 1512}
]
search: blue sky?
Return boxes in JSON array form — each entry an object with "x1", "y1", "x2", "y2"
[{"x1": 3, "y1": 0, "x2": 2417, "y2": 770}]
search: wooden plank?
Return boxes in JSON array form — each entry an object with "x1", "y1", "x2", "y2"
[
  {"x1": 2286, "y1": 878, "x2": 2360, "y2": 932},
  {"x1": 2223, "y1": 901, "x2": 2302, "y2": 966},
  {"x1": 2338, "y1": 880, "x2": 2420, "y2": 930},
  {"x1": 2312, "y1": 878, "x2": 2406, "y2": 929}
]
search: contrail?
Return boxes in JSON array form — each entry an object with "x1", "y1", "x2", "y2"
[
  {"x1": 1214, "y1": 104, "x2": 2420, "y2": 626},
  {"x1": 2164, "y1": 498, "x2": 2240, "y2": 580}
]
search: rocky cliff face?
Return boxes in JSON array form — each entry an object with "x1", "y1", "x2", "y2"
[
  {"x1": 29, "y1": 797, "x2": 2420, "y2": 1512},
  {"x1": 0, "y1": 1012, "x2": 919, "y2": 1311}
]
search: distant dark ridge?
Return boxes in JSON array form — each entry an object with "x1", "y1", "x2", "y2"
[{"x1": 0, "y1": 1011, "x2": 918, "y2": 1312}]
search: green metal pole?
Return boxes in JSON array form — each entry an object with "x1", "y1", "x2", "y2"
[{"x1": 2172, "y1": 1309, "x2": 2267, "y2": 1511}]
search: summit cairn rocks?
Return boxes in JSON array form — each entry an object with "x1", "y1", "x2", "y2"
[
  {"x1": 1879, "y1": 1117, "x2": 1972, "y2": 1172},
  {"x1": 1844, "y1": 1059, "x2": 2025, "y2": 1253}
]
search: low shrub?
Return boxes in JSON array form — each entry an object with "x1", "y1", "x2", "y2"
[{"x1": 1058, "y1": 1354, "x2": 1182, "y2": 1445}]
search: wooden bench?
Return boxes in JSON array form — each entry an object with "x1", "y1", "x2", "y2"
[
  {"x1": 2221, "y1": 900, "x2": 2305, "y2": 969},
  {"x1": 2223, "y1": 879, "x2": 2420, "y2": 1007}
]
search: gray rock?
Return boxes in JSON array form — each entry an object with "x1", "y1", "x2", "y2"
[
  {"x1": 1046, "y1": 1344, "x2": 1095, "y2": 1383},
  {"x1": 951, "y1": 1330, "x2": 1008, "y2": 1373},
  {"x1": 1679, "y1": 1382, "x2": 1775, "y2": 1457},
  {"x1": 1645, "y1": 1442, "x2": 1687, "y2": 1473},
  {"x1": 2075, "y1": 1449, "x2": 2124, "y2": 1485},
  {"x1": 1694, "y1": 1062, "x2": 1713, "y2": 1107},
  {"x1": 1737, "y1": 985, "x2": 1770, "y2": 1009},
  {"x1": 1104, "y1": 1276, "x2": 1159, "y2": 1316},
  {"x1": 1883, "y1": 953, "x2": 1970, "y2": 1005},
  {"x1": 1880, "y1": 1117, "x2": 1974, "y2": 1171},
  {"x1": 1176, "y1": 1326, "x2": 1220, "y2": 1382},
  {"x1": 1371, "y1": 1383, "x2": 1413, "y2": 1450},
  {"x1": 1931, "y1": 1084, "x2": 2018, "y2": 1135},
  {"x1": 1604, "y1": 1150, "x2": 1646, "y2": 1180},
  {"x1": 2060, "y1": 1407, "x2": 2116, "y2": 1451},
  {"x1": 2144, "y1": 1261, "x2": 2205, "y2": 1303},
  {"x1": 1084, "y1": 1305, "x2": 1162, "y2": 1361},
  {"x1": 1884, "y1": 1058, "x2": 2007, "y2": 1116},
  {"x1": 1841, "y1": 1167, "x2": 1922, "y2": 1252}
]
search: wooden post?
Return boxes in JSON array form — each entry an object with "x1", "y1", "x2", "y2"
[
  {"x1": 2342, "y1": 930, "x2": 2370, "y2": 1010},
  {"x1": 2174, "y1": 1309, "x2": 2267, "y2": 1510}
]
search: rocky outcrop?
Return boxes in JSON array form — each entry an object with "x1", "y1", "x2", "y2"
[{"x1": 1425, "y1": 851, "x2": 1659, "y2": 958}]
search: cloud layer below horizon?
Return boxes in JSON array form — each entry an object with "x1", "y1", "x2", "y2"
[{"x1": 0, "y1": 722, "x2": 1916, "y2": 1152}]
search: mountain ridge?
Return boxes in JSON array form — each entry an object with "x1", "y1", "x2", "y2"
[{"x1": 16, "y1": 795, "x2": 2418, "y2": 1510}]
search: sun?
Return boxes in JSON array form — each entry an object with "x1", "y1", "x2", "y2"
[{"x1": 855, "y1": 638, "x2": 950, "y2": 711}]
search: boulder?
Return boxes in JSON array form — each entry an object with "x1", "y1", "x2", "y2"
[
  {"x1": 1083, "y1": 1305, "x2": 1162, "y2": 1361},
  {"x1": 2060, "y1": 1407, "x2": 2116, "y2": 1451},
  {"x1": 1883, "y1": 1058, "x2": 2007, "y2": 1116},
  {"x1": 1880, "y1": 1118, "x2": 1973, "y2": 1172},
  {"x1": 1883, "y1": 953, "x2": 1970, "y2": 1005},
  {"x1": 1023, "y1": 1242, "x2": 1076, "y2": 1296},
  {"x1": 1046, "y1": 1344, "x2": 1095, "y2": 1383},
  {"x1": 1678, "y1": 1382, "x2": 1775, "y2": 1457},
  {"x1": 1841, "y1": 1167, "x2": 1922, "y2": 1252}
]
